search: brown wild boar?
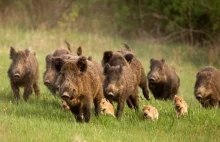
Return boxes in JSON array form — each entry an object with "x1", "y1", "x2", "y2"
[
  {"x1": 54, "y1": 56, "x2": 104, "y2": 122},
  {"x1": 100, "y1": 98, "x2": 115, "y2": 117},
  {"x1": 194, "y1": 66, "x2": 220, "y2": 108},
  {"x1": 147, "y1": 58, "x2": 180, "y2": 100},
  {"x1": 173, "y1": 95, "x2": 188, "y2": 118},
  {"x1": 102, "y1": 44, "x2": 150, "y2": 100},
  {"x1": 103, "y1": 62, "x2": 139, "y2": 119},
  {"x1": 143, "y1": 105, "x2": 158, "y2": 120},
  {"x1": 8, "y1": 47, "x2": 40, "y2": 101},
  {"x1": 43, "y1": 43, "x2": 83, "y2": 94}
]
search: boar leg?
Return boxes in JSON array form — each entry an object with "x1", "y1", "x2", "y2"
[
  {"x1": 130, "y1": 94, "x2": 139, "y2": 111},
  {"x1": 83, "y1": 104, "x2": 91, "y2": 123},
  {"x1": 11, "y1": 83, "x2": 20, "y2": 101},
  {"x1": 140, "y1": 77, "x2": 150, "y2": 100},
  {"x1": 126, "y1": 98, "x2": 133, "y2": 109},
  {"x1": 23, "y1": 85, "x2": 33, "y2": 101},
  {"x1": 33, "y1": 81, "x2": 40, "y2": 96},
  {"x1": 116, "y1": 100, "x2": 125, "y2": 119},
  {"x1": 70, "y1": 106, "x2": 83, "y2": 123},
  {"x1": 94, "y1": 98, "x2": 101, "y2": 116}
]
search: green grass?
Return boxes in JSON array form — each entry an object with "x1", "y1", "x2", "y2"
[{"x1": 0, "y1": 27, "x2": 220, "y2": 142}]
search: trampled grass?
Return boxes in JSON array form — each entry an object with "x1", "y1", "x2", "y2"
[{"x1": 0, "y1": 27, "x2": 220, "y2": 142}]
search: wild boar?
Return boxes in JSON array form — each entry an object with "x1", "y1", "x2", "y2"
[
  {"x1": 43, "y1": 44, "x2": 82, "y2": 94},
  {"x1": 194, "y1": 66, "x2": 220, "y2": 108},
  {"x1": 147, "y1": 58, "x2": 180, "y2": 100},
  {"x1": 103, "y1": 62, "x2": 139, "y2": 119},
  {"x1": 8, "y1": 47, "x2": 40, "y2": 101},
  {"x1": 102, "y1": 44, "x2": 150, "y2": 100},
  {"x1": 54, "y1": 56, "x2": 104, "y2": 122}
]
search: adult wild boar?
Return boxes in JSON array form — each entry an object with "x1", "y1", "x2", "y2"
[
  {"x1": 147, "y1": 58, "x2": 180, "y2": 100},
  {"x1": 54, "y1": 56, "x2": 104, "y2": 122},
  {"x1": 194, "y1": 66, "x2": 220, "y2": 108},
  {"x1": 8, "y1": 47, "x2": 40, "y2": 101},
  {"x1": 102, "y1": 44, "x2": 150, "y2": 100},
  {"x1": 43, "y1": 42, "x2": 82, "y2": 94},
  {"x1": 103, "y1": 61, "x2": 139, "y2": 119}
]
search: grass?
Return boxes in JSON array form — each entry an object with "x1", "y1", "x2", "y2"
[{"x1": 0, "y1": 26, "x2": 220, "y2": 142}]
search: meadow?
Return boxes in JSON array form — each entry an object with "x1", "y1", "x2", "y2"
[{"x1": 0, "y1": 27, "x2": 220, "y2": 142}]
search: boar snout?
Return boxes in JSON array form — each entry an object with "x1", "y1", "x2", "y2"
[
  {"x1": 108, "y1": 92, "x2": 114, "y2": 97},
  {"x1": 44, "y1": 80, "x2": 51, "y2": 86},
  {"x1": 13, "y1": 73, "x2": 21, "y2": 80},
  {"x1": 61, "y1": 92, "x2": 70, "y2": 100},
  {"x1": 148, "y1": 76, "x2": 156, "y2": 82},
  {"x1": 196, "y1": 94, "x2": 202, "y2": 100}
]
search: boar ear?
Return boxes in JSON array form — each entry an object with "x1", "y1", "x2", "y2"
[
  {"x1": 65, "y1": 40, "x2": 72, "y2": 52},
  {"x1": 25, "y1": 49, "x2": 30, "y2": 56},
  {"x1": 124, "y1": 54, "x2": 133, "y2": 63},
  {"x1": 102, "y1": 51, "x2": 113, "y2": 66},
  {"x1": 196, "y1": 72, "x2": 200, "y2": 78},
  {"x1": 123, "y1": 43, "x2": 132, "y2": 51},
  {"x1": 104, "y1": 63, "x2": 110, "y2": 75},
  {"x1": 46, "y1": 54, "x2": 52, "y2": 62},
  {"x1": 150, "y1": 58, "x2": 155, "y2": 64},
  {"x1": 88, "y1": 56, "x2": 92, "y2": 61},
  {"x1": 77, "y1": 56, "x2": 87, "y2": 72},
  {"x1": 10, "y1": 46, "x2": 16, "y2": 59},
  {"x1": 161, "y1": 58, "x2": 165, "y2": 64},
  {"x1": 77, "y1": 46, "x2": 82, "y2": 56},
  {"x1": 53, "y1": 57, "x2": 64, "y2": 72}
]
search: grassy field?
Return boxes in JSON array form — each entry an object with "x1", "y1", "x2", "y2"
[{"x1": 0, "y1": 27, "x2": 220, "y2": 142}]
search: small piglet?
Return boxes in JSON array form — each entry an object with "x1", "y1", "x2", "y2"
[
  {"x1": 100, "y1": 98, "x2": 115, "y2": 117},
  {"x1": 143, "y1": 105, "x2": 158, "y2": 120},
  {"x1": 174, "y1": 95, "x2": 188, "y2": 118},
  {"x1": 8, "y1": 47, "x2": 40, "y2": 101}
]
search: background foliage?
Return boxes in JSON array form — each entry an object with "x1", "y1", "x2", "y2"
[{"x1": 1, "y1": 0, "x2": 220, "y2": 45}]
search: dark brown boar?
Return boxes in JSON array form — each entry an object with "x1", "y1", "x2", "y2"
[
  {"x1": 147, "y1": 58, "x2": 180, "y2": 100},
  {"x1": 194, "y1": 66, "x2": 220, "y2": 108},
  {"x1": 102, "y1": 44, "x2": 150, "y2": 100},
  {"x1": 8, "y1": 47, "x2": 40, "y2": 101},
  {"x1": 103, "y1": 61, "x2": 139, "y2": 119},
  {"x1": 43, "y1": 45, "x2": 82, "y2": 94},
  {"x1": 54, "y1": 56, "x2": 104, "y2": 122}
]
